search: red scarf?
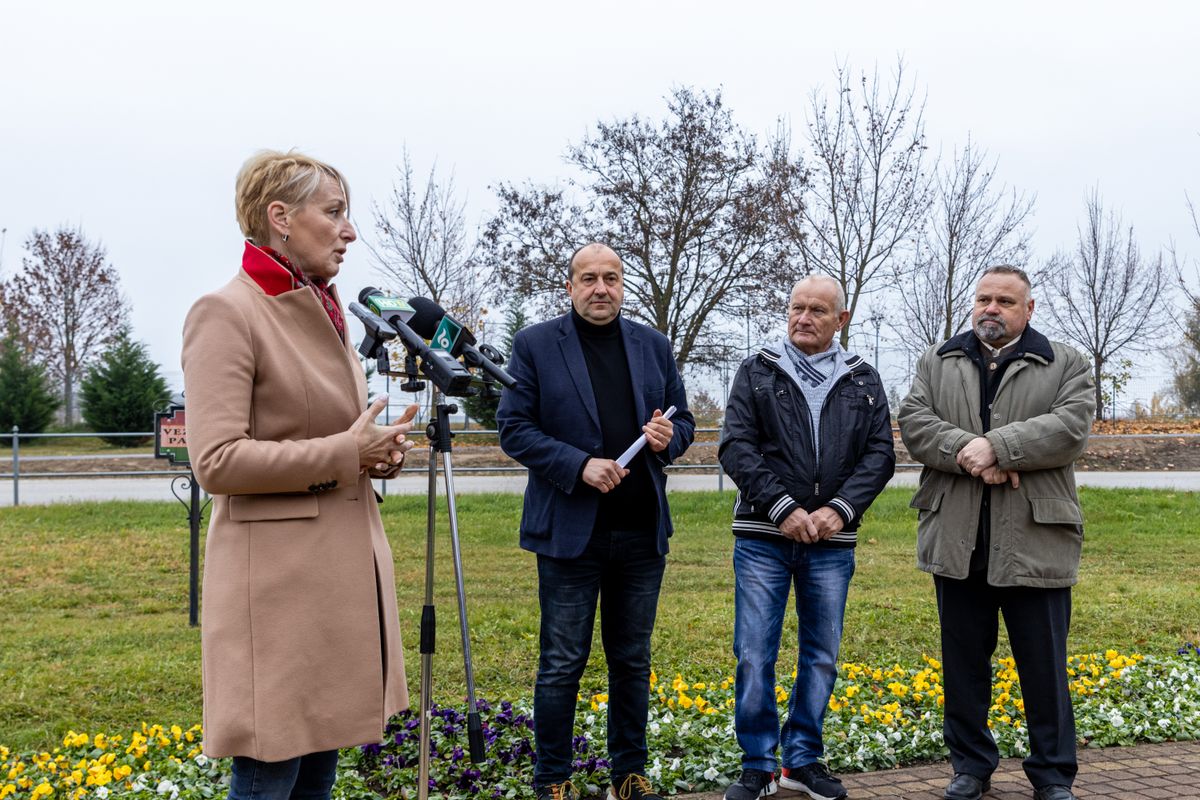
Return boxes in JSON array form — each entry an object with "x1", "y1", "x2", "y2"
[{"x1": 241, "y1": 241, "x2": 345, "y2": 340}]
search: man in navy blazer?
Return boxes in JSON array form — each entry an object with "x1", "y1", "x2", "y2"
[{"x1": 498, "y1": 243, "x2": 694, "y2": 800}]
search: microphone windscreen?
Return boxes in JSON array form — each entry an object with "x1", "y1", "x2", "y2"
[
  {"x1": 358, "y1": 286, "x2": 382, "y2": 305},
  {"x1": 407, "y1": 297, "x2": 447, "y2": 338}
]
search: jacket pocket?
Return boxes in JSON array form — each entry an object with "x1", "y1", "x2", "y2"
[
  {"x1": 519, "y1": 478, "x2": 555, "y2": 539},
  {"x1": 1011, "y1": 496, "x2": 1084, "y2": 582},
  {"x1": 228, "y1": 493, "x2": 319, "y2": 522},
  {"x1": 909, "y1": 479, "x2": 944, "y2": 515},
  {"x1": 1029, "y1": 497, "x2": 1083, "y2": 527}
]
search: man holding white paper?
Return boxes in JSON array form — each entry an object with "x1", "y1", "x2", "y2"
[{"x1": 497, "y1": 243, "x2": 694, "y2": 800}]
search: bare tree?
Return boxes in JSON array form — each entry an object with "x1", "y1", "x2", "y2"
[
  {"x1": 482, "y1": 86, "x2": 798, "y2": 370},
  {"x1": 1169, "y1": 195, "x2": 1200, "y2": 407},
  {"x1": 781, "y1": 59, "x2": 931, "y2": 346},
  {"x1": 0, "y1": 227, "x2": 129, "y2": 423},
  {"x1": 1039, "y1": 190, "x2": 1172, "y2": 419},
  {"x1": 895, "y1": 138, "x2": 1034, "y2": 352},
  {"x1": 369, "y1": 149, "x2": 484, "y2": 328},
  {"x1": 1171, "y1": 195, "x2": 1200, "y2": 350}
]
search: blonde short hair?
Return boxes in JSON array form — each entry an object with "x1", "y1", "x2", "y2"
[{"x1": 234, "y1": 150, "x2": 350, "y2": 244}]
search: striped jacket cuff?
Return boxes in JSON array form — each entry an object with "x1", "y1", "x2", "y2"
[
  {"x1": 767, "y1": 494, "x2": 800, "y2": 526},
  {"x1": 826, "y1": 496, "x2": 856, "y2": 525}
]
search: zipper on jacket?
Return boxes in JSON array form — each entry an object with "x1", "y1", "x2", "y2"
[
  {"x1": 762, "y1": 353, "x2": 868, "y2": 507},
  {"x1": 813, "y1": 368, "x2": 866, "y2": 501}
]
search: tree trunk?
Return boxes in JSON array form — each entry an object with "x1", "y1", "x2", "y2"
[
  {"x1": 63, "y1": 370, "x2": 74, "y2": 425},
  {"x1": 1093, "y1": 357, "x2": 1105, "y2": 421}
]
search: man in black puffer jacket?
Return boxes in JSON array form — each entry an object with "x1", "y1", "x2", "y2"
[{"x1": 719, "y1": 275, "x2": 895, "y2": 800}]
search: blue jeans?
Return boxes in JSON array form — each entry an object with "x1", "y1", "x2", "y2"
[
  {"x1": 533, "y1": 528, "x2": 666, "y2": 786},
  {"x1": 227, "y1": 751, "x2": 338, "y2": 800},
  {"x1": 733, "y1": 537, "x2": 855, "y2": 771}
]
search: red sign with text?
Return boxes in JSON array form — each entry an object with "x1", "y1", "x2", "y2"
[{"x1": 155, "y1": 407, "x2": 190, "y2": 467}]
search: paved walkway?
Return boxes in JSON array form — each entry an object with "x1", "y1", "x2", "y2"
[
  {"x1": 5, "y1": 471, "x2": 1200, "y2": 507},
  {"x1": 680, "y1": 741, "x2": 1200, "y2": 799}
]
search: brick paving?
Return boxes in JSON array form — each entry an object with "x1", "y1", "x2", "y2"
[{"x1": 678, "y1": 741, "x2": 1200, "y2": 799}]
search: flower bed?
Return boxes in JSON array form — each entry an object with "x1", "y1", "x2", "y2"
[{"x1": 4, "y1": 649, "x2": 1198, "y2": 800}]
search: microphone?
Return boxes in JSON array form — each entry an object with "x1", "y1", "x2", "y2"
[
  {"x1": 407, "y1": 297, "x2": 517, "y2": 389},
  {"x1": 356, "y1": 287, "x2": 473, "y2": 396},
  {"x1": 359, "y1": 287, "x2": 417, "y2": 324},
  {"x1": 347, "y1": 302, "x2": 398, "y2": 359}
]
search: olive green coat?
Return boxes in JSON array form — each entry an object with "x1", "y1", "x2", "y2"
[{"x1": 898, "y1": 330, "x2": 1095, "y2": 587}]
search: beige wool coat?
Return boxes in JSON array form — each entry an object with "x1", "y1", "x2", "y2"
[{"x1": 182, "y1": 262, "x2": 408, "y2": 762}]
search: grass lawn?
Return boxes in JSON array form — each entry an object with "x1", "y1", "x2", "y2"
[{"x1": 1, "y1": 488, "x2": 1198, "y2": 751}]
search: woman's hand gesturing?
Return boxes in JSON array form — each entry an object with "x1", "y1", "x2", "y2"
[{"x1": 351, "y1": 396, "x2": 420, "y2": 470}]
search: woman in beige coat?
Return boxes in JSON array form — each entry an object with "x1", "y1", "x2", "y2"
[{"x1": 182, "y1": 150, "x2": 415, "y2": 800}]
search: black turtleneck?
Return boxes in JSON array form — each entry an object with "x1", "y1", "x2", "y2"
[{"x1": 571, "y1": 309, "x2": 657, "y2": 533}]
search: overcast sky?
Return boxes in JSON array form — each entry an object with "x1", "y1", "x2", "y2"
[{"x1": 2, "y1": 0, "x2": 1198, "y2": 401}]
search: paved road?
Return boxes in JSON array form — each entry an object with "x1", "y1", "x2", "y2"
[{"x1": 4, "y1": 470, "x2": 1200, "y2": 507}]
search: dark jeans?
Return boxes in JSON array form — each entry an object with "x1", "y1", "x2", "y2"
[
  {"x1": 228, "y1": 750, "x2": 338, "y2": 800},
  {"x1": 533, "y1": 528, "x2": 666, "y2": 787},
  {"x1": 935, "y1": 572, "x2": 1077, "y2": 789}
]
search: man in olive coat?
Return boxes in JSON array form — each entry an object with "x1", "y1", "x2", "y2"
[{"x1": 898, "y1": 266, "x2": 1094, "y2": 800}]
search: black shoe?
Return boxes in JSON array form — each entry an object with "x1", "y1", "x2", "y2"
[
  {"x1": 779, "y1": 762, "x2": 846, "y2": 800},
  {"x1": 608, "y1": 774, "x2": 663, "y2": 800},
  {"x1": 944, "y1": 773, "x2": 990, "y2": 800},
  {"x1": 1033, "y1": 786, "x2": 1076, "y2": 800},
  {"x1": 724, "y1": 769, "x2": 778, "y2": 800},
  {"x1": 536, "y1": 781, "x2": 579, "y2": 800}
]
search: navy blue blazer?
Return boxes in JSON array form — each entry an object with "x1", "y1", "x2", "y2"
[{"x1": 497, "y1": 312, "x2": 695, "y2": 559}]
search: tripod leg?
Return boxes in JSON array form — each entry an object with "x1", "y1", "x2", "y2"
[
  {"x1": 441, "y1": 449, "x2": 486, "y2": 763},
  {"x1": 417, "y1": 442, "x2": 438, "y2": 800}
]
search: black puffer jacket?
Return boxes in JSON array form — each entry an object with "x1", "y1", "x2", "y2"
[{"x1": 718, "y1": 343, "x2": 896, "y2": 547}]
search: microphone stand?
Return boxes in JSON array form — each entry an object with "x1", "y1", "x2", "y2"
[
  {"x1": 352, "y1": 316, "x2": 487, "y2": 796},
  {"x1": 416, "y1": 393, "x2": 486, "y2": 800}
]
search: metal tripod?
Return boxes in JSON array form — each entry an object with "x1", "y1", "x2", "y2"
[{"x1": 417, "y1": 389, "x2": 485, "y2": 799}]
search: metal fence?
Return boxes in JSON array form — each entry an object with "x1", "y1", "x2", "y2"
[
  {"x1": 2, "y1": 425, "x2": 735, "y2": 506},
  {"x1": 7, "y1": 424, "x2": 1200, "y2": 507}
]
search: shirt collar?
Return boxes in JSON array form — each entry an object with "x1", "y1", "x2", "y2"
[{"x1": 977, "y1": 332, "x2": 1023, "y2": 359}]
